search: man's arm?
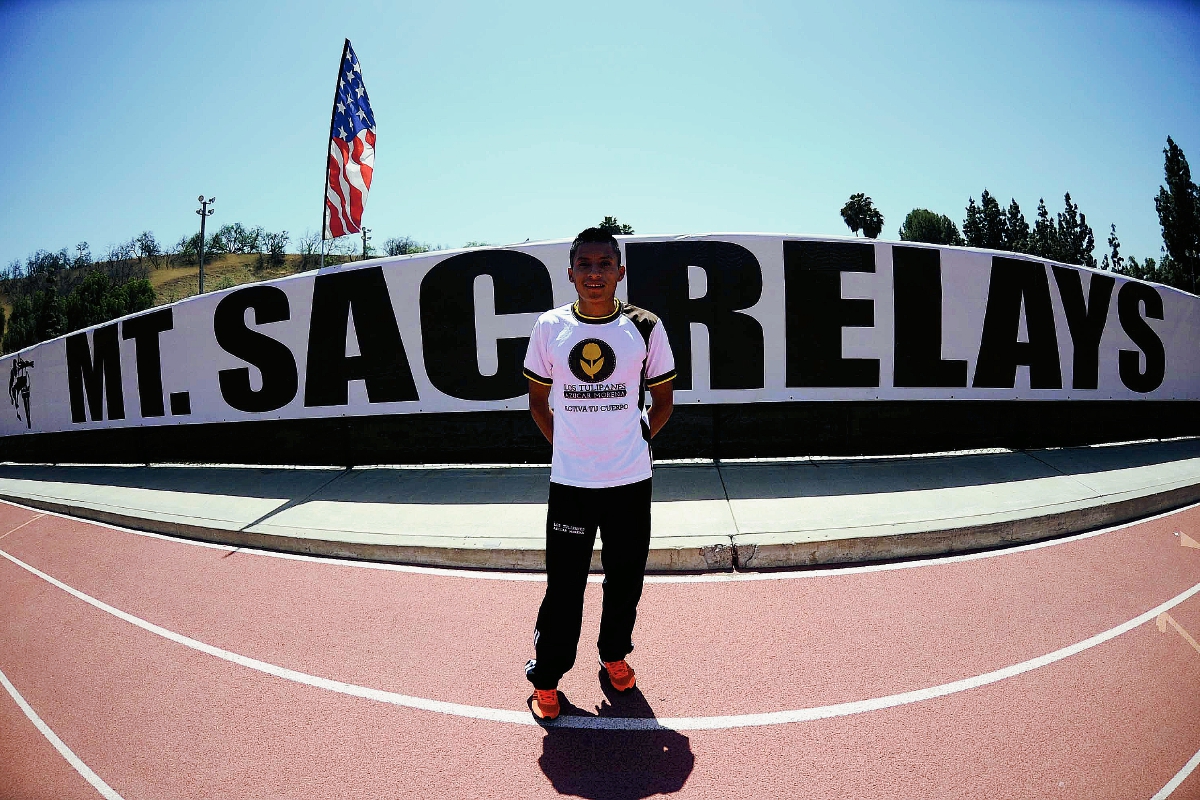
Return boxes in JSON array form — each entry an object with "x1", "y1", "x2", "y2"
[
  {"x1": 528, "y1": 379, "x2": 553, "y2": 444},
  {"x1": 647, "y1": 380, "x2": 673, "y2": 438}
]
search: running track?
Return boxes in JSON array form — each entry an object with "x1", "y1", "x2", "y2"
[{"x1": 2, "y1": 498, "x2": 1200, "y2": 799}]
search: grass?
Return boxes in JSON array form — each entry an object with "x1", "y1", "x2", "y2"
[
  {"x1": 149, "y1": 253, "x2": 316, "y2": 305},
  {"x1": 0, "y1": 252, "x2": 344, "y2": 321}
]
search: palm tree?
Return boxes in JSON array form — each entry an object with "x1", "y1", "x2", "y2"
[{"x1": 841, "y1": 193, "x2": 885, "y2": 239}]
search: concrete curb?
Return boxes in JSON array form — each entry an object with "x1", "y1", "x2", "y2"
[
  {"x1": 732, "y1": 480, "x2": 1200, "y2": 570},
  {"x1": 2, "y1": 478, "x2": 1196, "y2": 573},
  {"x1": 0, "y1": 492, "x2": 736, "y2": 572}
]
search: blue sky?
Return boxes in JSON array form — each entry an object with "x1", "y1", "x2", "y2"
[{"x1": 0, "y1": 0, "x2": 1197, "y2": 267}]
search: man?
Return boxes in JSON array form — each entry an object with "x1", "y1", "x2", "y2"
[{"x1": 521, "y1": 227, "x2": 675, "y2": 721}]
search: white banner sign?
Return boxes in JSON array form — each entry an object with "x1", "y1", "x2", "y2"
[{"x1": 1, "y1": 234, "x2": 1196, "y2": 438}]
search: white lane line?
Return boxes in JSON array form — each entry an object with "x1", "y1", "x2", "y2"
[
  {"x1": 0, "y1": 512, "x2": 45, "y2": 540},
  {"x1": 1152, "y1": 745, "x2": 1200, "y2": 800},
  {"x1": 1, "y1": 496, "x2": 1196, "y2": 584},
  {"x1": 3, "y1": 545, "x2": 1198, "y2": 731},
  {"x1": 0, "y1": 665, "x2": 126, "y2": 799}
]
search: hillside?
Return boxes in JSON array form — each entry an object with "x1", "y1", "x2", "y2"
[
  {"x1": 0, "y1": 252, "x2": 332, "y2": 324},
  {"x1": 148, "y1": 253, "x2": 316, "y2": 305}
]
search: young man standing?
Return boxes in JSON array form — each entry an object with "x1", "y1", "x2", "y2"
[{"x1": 521, "y1": 227, "x2": 676, "y2": 720}]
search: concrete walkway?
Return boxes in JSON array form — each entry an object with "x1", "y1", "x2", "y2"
[{"x1": 1, "y1": 438, "x2": 1199, "y2": 571}]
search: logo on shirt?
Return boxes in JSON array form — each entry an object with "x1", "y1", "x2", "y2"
[{"x1": 568, "y1": 338, "x2": 616, "y2": 384}]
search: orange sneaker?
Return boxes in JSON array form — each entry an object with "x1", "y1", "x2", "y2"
[
  {"x1": 601, "y1": 659, "x2": 636, "y2": 692},
  {"x1": 530, "y1": 688, "x2": 560, "y2": 720}
]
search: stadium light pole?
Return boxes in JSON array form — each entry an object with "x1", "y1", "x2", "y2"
[{"x1": 196, "y1": 196, "x2": 215, "y2": 294}]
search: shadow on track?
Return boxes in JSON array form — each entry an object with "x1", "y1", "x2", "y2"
[{"x1": 536, "y1": 670, "x2": 694, "y2": 800}]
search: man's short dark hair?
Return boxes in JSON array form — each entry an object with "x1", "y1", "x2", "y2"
[{"x1": 569, "y1": 227, "x2": 622, "y2": 267}]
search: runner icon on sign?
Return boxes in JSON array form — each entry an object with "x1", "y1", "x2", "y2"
[{"x1": 9, "y1": 356, "x2": 34, "y2": 429}]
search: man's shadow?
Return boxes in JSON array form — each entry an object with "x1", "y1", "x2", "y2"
[{"x1": 536, "y1": 669, "x2": 695, "y2": 800}]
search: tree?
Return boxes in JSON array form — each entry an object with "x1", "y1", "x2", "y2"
[
  {"x1": 214, "y1": 222, "x2": 262, "y2": 255},
  {"x1": 25, "y1": 249, "x2": 70, "y2": 276},
  {"x1": 598, "y1": 216, "x2": 634, "y2": 235},
  {"x1": 210, "y1": 222, "x2": 269, "y2": 256},
  {"x1": 1117, "y1": 255, "x2": 1159, "y2": 283},
  {"x1": 263, "y1": 231, "x2": 289, "y2": 269},
  {"x1": 123, "y1": 278, "x2": 155, "y2": 313},
  {"x1": 3, "y1": 296, "x2": 36, "y2": 353},
  {"x1": 58, "y1": 270, "x2": 155, "y2": 337},
  {"x1": 1028, "y1": 198, "x2": 1059, "y2": 260},
  {"x1": 318, "y1": 236, "x2": 359, "y2": 266},
  {"x1": 160, "y1": 236, "x2": 183, "y2": 270},
  {"x1": 384, "y1": 236, "x2": 432, "y2": 256},
  {"x1": 133, "y1": 231, "x2": 163, "y2": 269},
  {"x1": 1055, "y1": 192, "x2": 1096, "y2": 268},
  {"x1": 245, "y1": 226, "x2": 266, "y2": 255},
  {"x1": 74, "y1": 242, "x2": 92, "y2": 269},
  {"x1": 37, "y1": 282, "x2": 67, "y2": 342},
  {"x1": 175, "y1": 235, "x2": 197, "y2": 265},
  {"x1": 64, "y1": 271, "x2": 127, "y2": 332},
  {"x1": 296, "y1": 230, "x2": 323, "y2": 269},
  {"x1": 841, "y1": 193, "x2": 884, "y2": 238},
  {"x1": 960, "y1": 192, "x2": 1093, "y2": 263},
  {"x1": 1155, "y1": 136, "x2": 1200, "y2": 293},
  {"x1": 6, "y1": 273, "x2": 71, "y2": 351},
  {"x1": 961, "y1": 191, "x2": 1009, "y2": 249},
  {"x1": 212, "y1": 223, "x2": 239, "y2": 254},
  {"x1": 898, "y1": 209, "x2": 963, "y2": 245},
  {"x1": 978, "y1": 190, "x2": 1008, "y2": 250},
  {"x1": 963, "y1": 198, "x2": 984, "y2": 247},
  {"x1": 1100, "y1": 224, "x2": 1123, "y2": 272},
  {"x1": 1005, "y1": 200, "x2": 1030, "y2": 252},
  {"x1": 175, "y1": 231, "x2": 221, "y2": 266},
  {"x1": 103, "y1": 240, "x2": 135, "y2": 265}
]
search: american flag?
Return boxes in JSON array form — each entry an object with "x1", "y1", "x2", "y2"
[{"x1": 323, "y1": 40, "x2": 376, "y2": 240}]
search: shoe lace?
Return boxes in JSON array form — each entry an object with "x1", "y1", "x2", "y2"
[
  {"x1": 535, "y1": 689, "x2": 558, "y2": 704},
  {"x1": 606, "y1": 661, "x2": 631, "y2": 679}
]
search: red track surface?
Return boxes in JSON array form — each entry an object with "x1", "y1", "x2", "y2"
[{"x1": 2, "y1": 500, "x2": 1200, "y2": 799}]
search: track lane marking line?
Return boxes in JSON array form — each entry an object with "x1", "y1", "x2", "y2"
[
  {"x1": 1, "y1": 497, "x2": 1197, "y2": 584},
  {"x1": 0, "y1": 512, "x2": 45, "y2": 540},
  {"x1": 0, "y1": 665, "x2": 126, "y2": 800},
  {"x1": 1156, "y1": 612, "x2": 1200, "y2": 656},
  {"x1": 1152, "y1": 746, "x2": 1200, "y2": 800},
  {"x1": 2, "y1": 545, "x2": 1198, "y2": 731}
]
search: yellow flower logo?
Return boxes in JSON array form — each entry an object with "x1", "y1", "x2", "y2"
[
  {"x1": 568, "y1": 338, "x2": 616, "y2": 384},
  {"x1": 580, "y1": 342, "x2": 605, "y2": 379}
]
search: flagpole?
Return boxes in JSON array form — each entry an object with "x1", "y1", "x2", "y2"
[{"x1": 320, "y1": 38, "x2": 351, "y2": 270}]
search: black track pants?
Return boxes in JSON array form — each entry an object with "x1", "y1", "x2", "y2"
[{"x1": 526, "y1": 478, "x2": 653, "y2": 690}]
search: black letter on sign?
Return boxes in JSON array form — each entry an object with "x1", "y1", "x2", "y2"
[
  {"x1": 784, "y1": 240, "x2": 878, "y2": 387},
  {"x1": 121, "y1": 308, "x2": 173, "y2": 417},
  {"x1": 66, "y1": 324, "x2": 124, "y2": 423},
  {"x1": 892, "y1": 246, "x2": 967, "y2": 387},
  {"x1": 1051, "y1": 266, "x2": 1115, "y2": 390},
  {"x1": 304, "y1": 267, "x2": 418, "y2": 406},
  {"x1": 972, "y1": 257, "x2": 1062, "y2": 389},
  {"x1": 214, "y1": 286, "x2": 298, "y2": 413},
  {"x1": 420, "y1": 250, "x2": 553, "y2": 400},
  {"x1": 626, "y1": 241, "x2": 764, "y2": 390},
  {"x1": 1117, "y1": 281, "x2": 1165, "y2": 393}
]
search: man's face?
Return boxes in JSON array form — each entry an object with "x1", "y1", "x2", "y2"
[{"x1": 568, "y1": 242, "x2": 625, "y2": 305}]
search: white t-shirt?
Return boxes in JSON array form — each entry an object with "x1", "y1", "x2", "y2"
[{"x1": 523, "y1": 300, "x2": 676, "y2": 488}]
